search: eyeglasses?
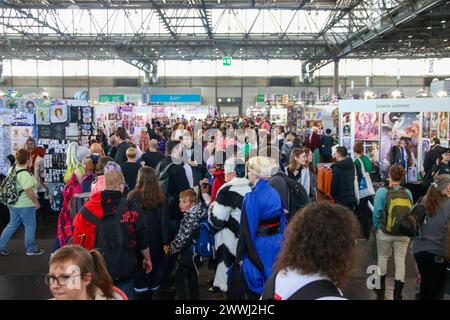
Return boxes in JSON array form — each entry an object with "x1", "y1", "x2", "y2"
[{"x1": 44, "y1": 274, "x2": 81, "y2": 286}]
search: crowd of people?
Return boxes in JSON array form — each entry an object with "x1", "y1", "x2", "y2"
[{"x1": 0, "y1": 115, "x2": 449, "y2": 301}]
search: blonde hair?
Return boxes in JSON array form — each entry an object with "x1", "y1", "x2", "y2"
[
  {"x1": 90, "y1": 143, "x2": 105, "y2": 157},
  {"x1": 246, "y1": 156, "x2": 277, "y2": 179},
  {"x1": 104, "y1": 170, "x2": 124, "y2": 190},
  {"x1": 126, "y1": 147, "x2": 137, "y2": 159}
]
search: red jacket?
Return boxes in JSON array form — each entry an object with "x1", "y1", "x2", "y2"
[
  {"x1": 210, "y1": 168, "x2": 226, "y2": 204},
  {"x1": 306, "y1": 132, "x2": 322, "y2": 151},
  {"x1": 73, "y1": 191, "x2": 148, "y2": 251}
]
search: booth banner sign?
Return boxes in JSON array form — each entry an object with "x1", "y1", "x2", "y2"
[
  {"x1": 339, "y1": 98, "x2": 450, "y2": 113},
  {"x1": 256, "y1": 94, "x2": 265, "y2": 103},
  {"x1": 116, "y1": 104, "x2": 134, "y2": 113},
  {"x1": 149, "y1": 94, "x2": 201, "y2": 103},
  {"x1": 99, "y1": 94, "x2": 125, "y2": 103}
]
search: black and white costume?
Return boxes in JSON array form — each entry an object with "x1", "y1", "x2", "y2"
[{"x1": 208, "y1": 177, "x2": 252, "y2": 292}]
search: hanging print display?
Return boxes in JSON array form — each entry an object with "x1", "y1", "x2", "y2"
[
  {"x1": 422, "y1": 112, "x2": 431, "y2": 139},
  {"x1": 354, "y1": 112, "x2": 380, "y2": 140},
  {"x1": 439, "y1": 112, "x2": 448, "y2": 140},
  {"x1": 50, "y1": 100, "x2": 68, "y2": 123}
]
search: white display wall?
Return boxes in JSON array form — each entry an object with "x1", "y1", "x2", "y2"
[{"x1": 339, "y1": 98, "x2": 450, "y2": 179}]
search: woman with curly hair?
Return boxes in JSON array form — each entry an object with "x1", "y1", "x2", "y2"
[{"x1": 262, "y1": 202, "x2": 360, "y2": 300}]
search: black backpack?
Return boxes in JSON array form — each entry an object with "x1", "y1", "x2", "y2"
[
  {"x1": 261, "y1": 271, "x2": 343, "y2": 300},
  {"x1": 270, "y1": 172, "x2": 309, "y2": 220},
  {"x1": 399, "y1": 197, "x2": 427, "y2": 237},
  {"x1": 80, "y1": 198, "x2": 133, "y2": 280}
]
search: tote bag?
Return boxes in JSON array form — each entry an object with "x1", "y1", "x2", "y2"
[{"x1": 357, "y1": 157, "x2": 375, "y2": 199}]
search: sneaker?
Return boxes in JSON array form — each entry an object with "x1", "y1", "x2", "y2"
[
  {"x1": 26, "y1": 249, "x2": 45, "y2": 256},
  {"x1": 0, "y1": 250, "x2": 10, "y2": 256}
]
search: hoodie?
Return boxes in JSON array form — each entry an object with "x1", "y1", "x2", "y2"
[
  {"x1": 331, "y1": 157, "x2": 357, "y2": 206},
  {"x1": 210, "y1": 168, "x2": 226, "y2": 204},
  {"x1": 72, "y1": 190, "x2": 149, "y2": 260}
]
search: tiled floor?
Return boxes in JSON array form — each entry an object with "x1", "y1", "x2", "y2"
[{"x1": 0, "y1": 213, "x2": 449, "y2": 300}]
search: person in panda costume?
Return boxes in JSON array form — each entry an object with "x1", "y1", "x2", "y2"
[{"x1": 208, "y1": 157, "x2": 252, "y2": 294}]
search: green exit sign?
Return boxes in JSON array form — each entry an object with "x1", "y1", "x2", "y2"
[{"x1": 222, "y1": 56, "x2": 232, "y2": 66}]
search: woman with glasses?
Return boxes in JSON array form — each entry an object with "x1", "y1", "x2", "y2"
[{"x1": 46, "y1": 245, "x2": 127, "y2": 300}]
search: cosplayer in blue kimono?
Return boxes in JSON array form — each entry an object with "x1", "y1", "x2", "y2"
[{"x1": 236, "y1": 179, "x2": 286, "y2": 297}]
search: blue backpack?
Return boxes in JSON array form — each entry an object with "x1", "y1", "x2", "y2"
[{"x1": 193, "y1": 216, "x2": 215, "y2": 258}]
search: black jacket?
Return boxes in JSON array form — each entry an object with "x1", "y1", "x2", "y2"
[
  {"x1": 424, "y1": 145, "x2": 446, "y2": 174},
  {"x1": 160, "y1": 157, "x2": 191, "y2": 220},
  {"x1": 331, "y1": 157, "x2": 356, "y2": 206},
  {"x1": 129, "y1": 193, "x2": 170, "y2": 289},
  {"x1": 114, "y1": 141, "x2": 130, "y2": 166}
]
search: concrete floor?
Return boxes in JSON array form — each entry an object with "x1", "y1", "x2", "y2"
[{"x1": 0, "y1": 211, "x2": 449, "y2": 300}]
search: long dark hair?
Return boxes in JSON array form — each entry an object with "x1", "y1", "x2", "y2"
[{"x1": 128, "y1": 167, "x2": 166, "y2": 209}]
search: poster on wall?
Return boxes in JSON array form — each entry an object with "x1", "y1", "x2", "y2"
[
  {"x1": 342, "y1": 138, "x2": 353, "y2": 157},
  {"x1": 439, "y1": 112, "x2": 448, "y2": 140},
  {"x1": 422, "y1": 112, "x2": 431, "y2": 139},
  {"x1": 50, "y1": 101, "x2": 68, "y2": 123},
  {"x1": 430, "y1": 112, "x2": 439, "y2": 138},
  {"x1": 342, "y1": 112, "x2": 352, "y2": 137},
  {"x1": 355, "y1": 112, "x2": 379, "y2": 140},
  {"x1": 36, "y1": 105, "x2": 50, "y2": 125},
  {"x1": 10, "y1": 126, "x2": 33, "y2": 153},
  {"x1": 380, "y1": 112, "x2": 420, "y2": 177},
  {"x1": 421, "y1": 139, "x2": 430, "y2": 171}
]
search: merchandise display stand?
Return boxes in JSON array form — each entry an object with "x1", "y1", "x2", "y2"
[{"x1": 339, "y1": 97, "x2": 450, "y2": 180}]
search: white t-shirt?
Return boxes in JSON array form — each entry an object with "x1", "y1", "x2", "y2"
[{"x1": 274, "y1": 268, "x2": 346, "y2": 300}]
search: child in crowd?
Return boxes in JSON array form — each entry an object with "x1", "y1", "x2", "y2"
[{"x1": 164, "y1": 189, "x2": 205, "y2": 300}]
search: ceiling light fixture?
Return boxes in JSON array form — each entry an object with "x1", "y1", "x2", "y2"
[
  {"x1": 441, "y1": 20, "x2": 446, "y2": 24},
  {"x1": 427, "y1": 26, "x2": 432, "y2": 30},
  {"x1": 444, "y1": 39, "x2": 448, "y2": 42},
  {"x1": 408, "y1": 35, "x2": 412, "y2": 38}
]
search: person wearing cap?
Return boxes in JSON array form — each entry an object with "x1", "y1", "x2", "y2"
[
  {"x1": 431, "y1": 148, "x2": 450, "y2": 177},
  {"x1": 208, "y1": 157, "x2": 252, "y2": 295}
]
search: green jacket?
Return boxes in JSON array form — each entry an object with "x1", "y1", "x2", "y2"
[{"x1": 354, "y1": 155, "x2": 372, "y2": 174}]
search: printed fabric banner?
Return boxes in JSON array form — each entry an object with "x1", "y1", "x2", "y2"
[
  {"x1": 439, "y1": 112, "x2": 448, "y2": 140},
  {"x1": 355, "y1": 112, "x2": 380, "y2": 140},
  {"x1": 50, "y1": 100, "x2": 68, "y2": 123},
  {"x1": 422, "y1": 112, "x2": 431, "y2": 139},
  {"x1": 430, "y1": 112, "x2": 439, "y2": 139}
]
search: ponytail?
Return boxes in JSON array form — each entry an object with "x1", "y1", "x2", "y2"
[
  {"x1": 89, "y1": 250, "x2": 114, "y2": 299},
  {"x1": 424, "y1": 182, "x2": 447, "y2": 217}
]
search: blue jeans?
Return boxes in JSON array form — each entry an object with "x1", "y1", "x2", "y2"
[
  {"x1": 0, "y1": 206, "x2": 38, "y2": 253},
  {"x1": 115, "y1": 278, "x2": 135, "y2": 300}
]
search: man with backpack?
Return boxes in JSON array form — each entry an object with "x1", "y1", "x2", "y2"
[{"x1": 72, "y1": 170, "x2": 152, "y2": 299}]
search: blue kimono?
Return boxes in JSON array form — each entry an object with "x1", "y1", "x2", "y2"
[{"x1": 238, "y1": 179, "x2": 286, "y2": 296}]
